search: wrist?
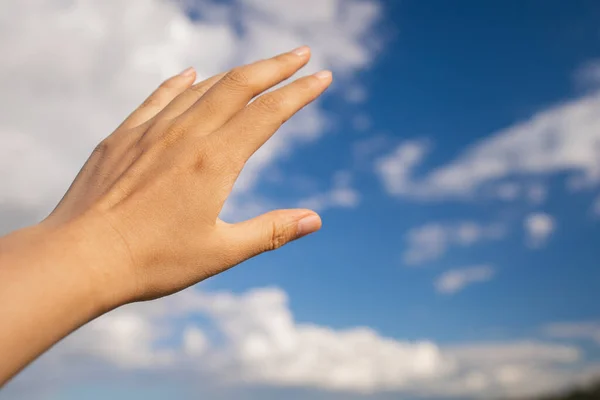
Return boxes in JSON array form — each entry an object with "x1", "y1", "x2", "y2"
[
  {"x1": 47, "y1": 213, "x2": 138, "y2": 313},
  {"x1": 2, "y1": 216, "x2": 133, "y2": 317}
]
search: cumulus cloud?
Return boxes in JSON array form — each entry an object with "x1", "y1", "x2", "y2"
[
  {"x1": 183, "y1": 326, "x2": 210, "y2": 356},
  {"x1": 402, "y1": 221, "x2": 505, "y2": 265},
  {"x1": 0, "y1": 0, "x2": 382, "y2": 227},
  {"x1": 544, "y1": 322, "x2": 600, "y2": 346},
  {"x1": 435, "y1": 265, "x2": 495, "y2": 295},
  {"x1": 6, "y1": 285, "x2": 598, "y2": 399},
  {"x1": 375, "y1": 92, "x2": 600, "y2": 201},
  {"x1": 56, "y1": 308, "x2": 176, "y2": 368},
  {"x1": 524, "y1": 212, "x2": 555, "y2": 248}
]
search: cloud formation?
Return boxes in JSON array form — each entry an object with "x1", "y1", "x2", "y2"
[
  {"x1": 402, "y1": 221, "x2": 505, "y2": 265},
  {"x1": 297, "y1": 171, "x2": 360, "y2": 212},
  {"x1": 435, "y1": 265, "x2": 495, "y2": 295},
  {"x1": 375, "y1": 92, "x2": 600, "y2": 201},
  {"x1": 0, "y1": 0, "x2": 382, "y2": 229},
  {"x1": 5, "y1": 285, "x2": 596, "y2": 399}
]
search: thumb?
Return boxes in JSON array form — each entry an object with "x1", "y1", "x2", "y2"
[{"x1": 222, "y1": 209, "x2": 322, "y2": 263}]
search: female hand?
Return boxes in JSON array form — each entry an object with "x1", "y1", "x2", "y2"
[
  {"x1": 47, "y1": 45, "x2": 330, "y2": 304},
  {"x1": 0, "y1": 46, "x2": 330, "y2": 384}
]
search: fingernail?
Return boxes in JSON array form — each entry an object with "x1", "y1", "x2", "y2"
[
  {"x1": 296, "y1": 215, "x2": 322, "y2": 238},
  {"x1": 314, "y1": 70, "x2": 332, "y2": 80},
  {"x1": 291, "y1": 46, "x2": 310, "y2": 56},
  {"x1": 179, "y1": 67, "x2": 195, "y2": 77}
]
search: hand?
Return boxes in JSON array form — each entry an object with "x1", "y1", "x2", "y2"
[{"x1": 42, "y1": 46, "x2": 330, "y2": 305}]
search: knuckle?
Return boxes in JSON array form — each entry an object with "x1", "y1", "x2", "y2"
[
  {"x1": 159, "y1": 124, "x2": 187, "y2": 147},
  {"x1": 268, "y1": 221, "x2": 288, "y2": 251},
  {"x1": 189, "y1": 137, "x2": 242, "y2": 182},
  {"x1": 189, "y1": 82, "x2": 210, "y2": 94},
  {"x1": 193, "y1": 147, "x2": 213, "y2": 171},
  {"x1": 92, "y1": 138, "x2": 112, "y2": 156},
  {"x1": 257, "y1": 92, "x2": 286, "y2": 113},
  {"x1": 222, "y1": 68, "x2": 250, "y2": 90},
  {"x1": 191, "y1": 139, "x2": 220, "y2": 170}
]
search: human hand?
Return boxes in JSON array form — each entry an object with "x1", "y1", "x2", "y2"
[{"x1": 42, "y1": 46, "x2": 330, "y2": 306}]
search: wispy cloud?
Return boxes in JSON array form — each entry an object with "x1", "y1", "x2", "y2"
[
  {"x1": 403, "y1": 221, "x2": 505, "y2": 265},
  {"x1": 297, "y1": 171, "x2": 360, "y2": 212},
  {"x1": 435, "y1": 265, "x2": 496, "y2": 295},
  {"x1": 375, "y1": 92, "x2": 600, "y2": 201}
]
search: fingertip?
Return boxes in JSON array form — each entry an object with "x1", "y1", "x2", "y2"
[
  {"x1": 296, "y1": 213, "x2": 322, "y2": 238},
  {"x1": 291, "y1": 45, "x2": 311, "y2": 58},
  {"x1": 179, "y1": 66, "x2": 196, "y2": 79},
  {"x1": 313, "y1": 70, "x2": 333, "y2": 90},
  {"x1": 313, "y1": 70, "x2": 332, "y2": 81}
]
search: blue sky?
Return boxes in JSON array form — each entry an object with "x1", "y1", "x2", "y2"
[
  {"x1": 2, "y1": 0, "x2": 600, "y2": 399},
  {"x1": 213, "y1": 0, "x2": 600, "y2": 341}
]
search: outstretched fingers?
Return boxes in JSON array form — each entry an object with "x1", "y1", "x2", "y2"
[
  {"x1": 153, "y1": 72, "x2": 227, "y2": 121},
  {"x1": 214, "y1": 70, "x2": 333, "y2": 162},
  {"x1": 119, "y1": 67, "x2": 197, "y2": 130},
  {"x1": 177, "y1": 46, "x2": 312, "y2": 134}
]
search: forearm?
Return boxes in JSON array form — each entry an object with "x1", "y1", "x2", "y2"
[{"x1": 0, "y1": 221, "x2": 121, "y2": 385}]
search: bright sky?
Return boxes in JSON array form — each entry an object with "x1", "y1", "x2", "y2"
[{"x1": 2, "y1": 1, "x2": 600, "y2": 399}]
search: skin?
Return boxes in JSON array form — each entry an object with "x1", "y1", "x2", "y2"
[{"x1": 0, "y1": 46, "x2": 331, "y2": 386}]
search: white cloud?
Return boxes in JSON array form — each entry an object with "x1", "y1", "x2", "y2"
[
  {"x1": 435, "y1": 265, "x2": 495, "y2": 295},
  {"x1": 9, "y1": 285, "x2": 598, "y2": 399},
  {"x1": 524, "y1": 212, "x2": 555, "y2": 248},
  {"x1": 2, "y1": 2, "x2": 599, "y2": 398},
  {"x1": 375, "y1": 140, "x2": 429, "y2": 196},
  {"x1": 544, "y1": 322, "x2": 600, "y2": 346},
  {"x1": 51, "y1": 306, "x2": 175, "y2": 368},
  {"x1": 375, "y1": 92, "x2": 600, "y2": 201},
  {"x1": 183, "y1": 326, "x2": 210, "y2": 356},
  {"x1": 192, "y1": 288, "x2": 449, "y2": 392},
  {"x1": 0, "y1": 0, "x2": 382, "y2": 225},
  {"x1": 296, "y1": 171, "x2": 360, "y2": 212},
  {"x1": 403, "y1": 221, "x2": 505, "y2": 265}
]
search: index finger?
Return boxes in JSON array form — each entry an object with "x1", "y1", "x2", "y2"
[{"x1": 176, "y1": 46, "x2": 312, "y2": 134}]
